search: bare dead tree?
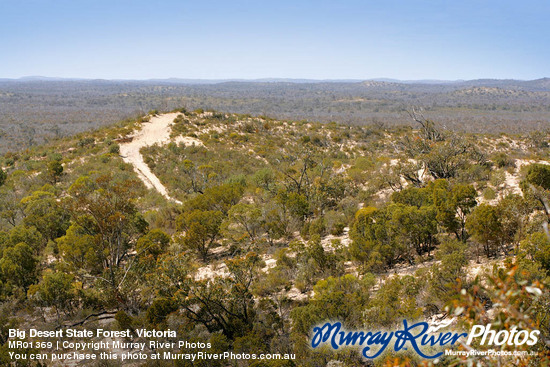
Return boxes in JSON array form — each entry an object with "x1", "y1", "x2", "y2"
[{"x1": 407, "y1": 107, "x2": 444, "y2": 143}]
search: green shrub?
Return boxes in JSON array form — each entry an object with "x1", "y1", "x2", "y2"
[
  {"x1": 109, "y1": 144, "x2": 120, "y2": 154},
  {"x1": 492, "y1": 152, "x2": 515, "y2": 168},
  {"x1": 482, "y1": 187, "x2": 496, "y2": 200},
  {"x1": 146, "y1": 298, "x2": 178, "y2": 326}
]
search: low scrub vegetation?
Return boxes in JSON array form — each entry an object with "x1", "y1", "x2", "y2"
[{"x1": 0, "y1": 108, "x2": 549, "y2": 365}]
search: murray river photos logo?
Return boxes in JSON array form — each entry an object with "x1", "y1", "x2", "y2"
[{"x1": 310, "y1": 320, "x2": 540, "y2": 359}]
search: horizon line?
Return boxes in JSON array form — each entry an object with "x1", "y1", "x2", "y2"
[{"x1": 1, "y1": 76, "x2": 549, "y2": 84}]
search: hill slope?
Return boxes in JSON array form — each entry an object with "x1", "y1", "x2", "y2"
[{"x1": 0, "y1": 110, "x2": 549, "y2": 365}]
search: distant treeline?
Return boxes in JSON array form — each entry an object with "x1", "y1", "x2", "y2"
[{"x1": 1, "y1": 78, "x2": 549, "y2": 153}]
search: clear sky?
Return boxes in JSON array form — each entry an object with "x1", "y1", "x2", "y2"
[{"x1": 1, "y1": 0, "x2": 548, "y2": 80}]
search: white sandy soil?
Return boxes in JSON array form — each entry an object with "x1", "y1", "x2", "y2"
[{"x1": 119, "y1": 113, "x2": 203, "y2": 204}]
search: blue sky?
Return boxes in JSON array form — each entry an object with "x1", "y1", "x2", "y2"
[{"x1": 1, "y1": 0, "x2": 548, "y2": 80}]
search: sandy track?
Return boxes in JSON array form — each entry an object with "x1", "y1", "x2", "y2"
[{"x1": 119, "y1": 112, "x2": 188, "y2": 203}]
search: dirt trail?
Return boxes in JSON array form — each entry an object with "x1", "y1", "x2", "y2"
[{"x1": 119, "y1": 112, "x2": 196, "y2": 204}]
